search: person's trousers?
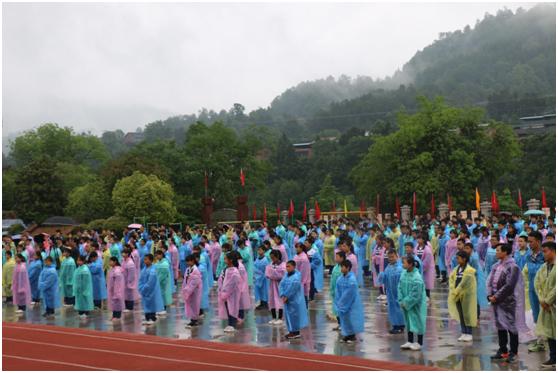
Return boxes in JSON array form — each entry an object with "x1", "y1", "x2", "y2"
[
  {"x1": 271, "y1": 308, "x2": 283, "y2": 319},
  {"x1": 46, "y1": 307, "x2": 54, "y2": 315},
  {"x1": 6, "y1": 296, "x2": 13, "y2": 303},
  {"x1": 529, "y1": 289, "x2": 540, "y2": 323},
  {"x1": 309, "y1": 270, "x2": 316, "y2": 300},
  {"x1": 78, "y1": 311, "x2": 89, "y2": 315},
  {"x1": 425, "y1": 289, "x2": 431, "y2": 298},
  {"x1": 94, "y1": 300, "x2": 102, "y2": 308},
  {"x1": 125, "y1": 300, "x2": 134, "y2": 310},
  {"x1": 225, "y1": 302, "x2": 237, "y2": 328},
  {"x1": 549, "y1": 338, "x2": 556, "y2": 362},
  {"x1": 145, "y1": 312, "x2": 156, "y2": 321},
  {"x1": 18, "y1": 305, "x2": 26, "y2": 311},
  {"x1": 64, "y1": 296, "x2": 75, "y2": 305},
  {"x1": 497, "y1": 329, "x2": 518, "y2": 354},
  {"x1": 113, "y1": 311, "x2": 122, "y2": 318},
  {"x1": 408, "y1": 332, "x2": 424, "y2": 345},
  {"x1": 457, "y1": 301, "x2": 473, "y2": 334}
]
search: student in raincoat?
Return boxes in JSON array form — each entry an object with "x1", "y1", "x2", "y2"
[
  {"x1": 28, "y1": 250, "x2": 43, "y2": 305},
  {"x1": 294, "y1": 243, "x2": 311, "y2": 305},
  {"x1": 484, "y1": 235, "x2": 500, "y2": 277},
  {"x1": 370, "y1": 236, "x2": 386, "y2": 297},
  {"x1": 233, "y1": 250, "x2": 251, "y2": 322},
  {"x1": 415, "y1": 233, "x2": 435, "y2": 300},
  {"x1": 335, "y1": 259, "x2": 364, "y2": 343},
  {"x1": 138, "y1": 254, "x2": 164, "y2": 325},
  {"x1": 448, "y1": 251, "x2": 477, "y2": 343},
  {"x1": 73, "y1": 255, "x2": 94, "y2": 319},
  {"x1": 306, "y1": 238, "x2": 324, "y2": 300},
  {"x1": 404, "y1": 242, "x2": 423, "y2": 274},
  {"x1": 398, "y1": 254, "x2": 427, "y2": 351},
  {"x1": 339, "y1": 238, "x2": 362, "y2": 287},
  {"x1": 218, "y1": 251, "x2": 241, "y2": 333},
  {"x1": 59, "y1": 248, "x2": 76, "y2": 307},
  {"x1": 486, "y1": 243, "x2": 521, "y2": 363},
  {"x1": 436, "y1": 226, "x2": 449, "y2": 283},
  {"x1": 534, "y1": 241, "x2": 556, "y2": 369},
  {"x1": 192, "y1": 245, "x2": 210, "y2": 315},
  {"x1": 525, "y1": 231, "x2": 546, "y2": 352},
  {"x1": 329, "y1": 251, "x2": 345, "y2": 328},
  {"x1": 272, "y1": 236, "x2": 289, "y2": 263},
  {"x1": 254, "y1": 246, "x2": 270, "y2": 310},
  {"x1": 154, "y1": 249, "x2": 173, "y2": 314},
  {"x1": 444, "y1": 230, "x2": 459, "y2": 274},
  {"x1": 87, "y1": 251, "x2": 107, "y2": 309},
  {"x1": 513, "y1": 235, "x2": 530, "y2": 272},
  {"x1": 216, "y1": 243, "x2": 233, "y2": 278},
  {"x1": 182, "y1": 254, "x2": 203, "y2": 328},
  {"x1": 279, "y1": 260, "x2": 309, "y2": 340},
  {"x1": 323, "y1": 229, "x2": 336, "y2": 270},
  {"x1": 237, "y1": 239, "x2": 254, "y2": 287},
  {"x1": 168, "y1": 241, "x2": 180, "y2": 284},
  {"x1": 107, "y1": 256, "x2": 125, "y2": 322},
  {"x1": 265, "y1": 249, "x2": 287, "y2": 324},
  {"x1": 38, "y1": 256, "x2": 59, "y2": 318},
  {"x1": 12, "y1": 254, "x2": 31, "y2": 314},
  {"x1": 3, "y1": 250, "x2": 15, "y2": 303},
  {"x1": 122, "y1": 248, "x2": 138, "y2": 312},
  {"x1": 378, "y1": 248, "x2": 405, "y2": 334},
  {"x1": 463, "y1": 243, "x2": 488, "y2": 316}
]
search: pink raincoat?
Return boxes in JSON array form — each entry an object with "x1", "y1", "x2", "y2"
[
  {"x1": 265, "y1": 261, "x2": 286, "y2": 309},
  {"x1": 294, "y1": 252, "x2": 311, "y2": 296},
  {"x1": 444, "y1": 238, "x2": 458, "y2": 271},
  {"x1": 122, "y1": 257, "x2": 139, "y2": 301},
  {"x1": 25, "y1": 245, "x2": 35, "y2": 262},
  {"x1": 168, "y1": 244, "x2": 179, "y2": 280},
  {"x1": 107, "y1": 266, "x2": 125, "y2": 312},
  {"x1": 181, "y1": 265, "x2": 202, "y2": 319},
  {"x1": 217, "y1": 266, "x2": 241, "y2": 320},
  {"x1": 12, "y1": 262, "x2": 31, "y2": 306},
  {"x1": 275, "y1": 244, "x2": 288, "y2": 263},
  {"x1": 130, "y1": 249, "x2": 141, "y2": 301},
  {"x1": 346, "y1": 252, "x2": 359, "y2": 279},
  {"x1": 415, "y1": 243, "x2": 435, "y2": 290},
  {"x1": 209, "y1": 242, "x2": 221, "y2": 276},
  {"x1": 370, "y1": 244, "x2": 385, "y2": 288},
  {"x1": 237, "y1": 262, "x2": 252, "y2": 311}
]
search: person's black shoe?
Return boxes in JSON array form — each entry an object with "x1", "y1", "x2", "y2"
[
  {"x1": 490, "y1": 351, "x2": 509, "y2": 360},
  {"x1": 287, "y1": 333, "x2": 301, "y2": 340},
  {"x1": 388, "y1": 328, "x2": 398, "y2": 334},
  {"x1": 343, "y1": 335, "x2": 356, "y2": 344},
  {"x1": 506, "y1": 353, "x2": 518, "y2": 364},
  {"x1": 42, "y1": 312, "x2": 48, "y2": 317},
  {"x1": 540, "y1": 359, "x2": 556, "y2": 369}
]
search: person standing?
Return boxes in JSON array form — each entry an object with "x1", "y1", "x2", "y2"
[
  {"x1": 335, "y1": 259, "x2": 364, "y2": 343},
  {"x1": 107, "y1": 257, "x2": 125, "y2": 323},
  {"x1": 415, "y1": 233, "x2": 435, "y2": 300},
  {"x1": 526, "y1": 231, "x2": 547, "y2": 353},
  {"x1": 534, "y1": 241, "x2": 556, "y2": 369},
  {"x1": 329, "y1": 251, "x2": 345, "y2": 329},
  {"x1": 182, "y1": 254, "x2": 202, "y2": 328},
  {"x1": 398, "y1": 254, "x2": 427, "y2": 351},
  {"x1": 12, "y1": 254, "x2": 31, "y2": 314},
  {"x1": 28, "y1": 251, "x2": 43, "y2": 306},
  {"x1": 279, "y1": 260, "x2": 309, "y2": 340},
  {"x1": 121, "y1": 248, "x2": 138, "y2": 313},
  {"x1": 154, "y1": 250, "x2": 173, "y2": 316},
  {"x1": 265, "y1": 249, "x2": 286, "y2": 325},
  {"x1": 38, "y1": 257, "x2": 60, "y2": 318},
  {"x1": 294, "y1": 243, "x2": 311, "y2": 306},
  {"x1": 59, "y1": 248, "x2": 76, "y2": 308},
  {"x1": 448, "y1": 251, "x2": 477, "y2": 342},
  {"x1": 378, "y1": 249, "x2": 405, "y2": 334},
  {"x1": 138, "y1": 254, "x2": 164, "y2": 325},
  {"x1": 254, "y1": 246, "x2": 270, "y2": 310},
  {"x1": 87, "y1": 252, "x2": 107, "y2": 310},
  {"x1": 218, "y1": 252, "x2": 241, "y2": 333},
  {"x1": 73, "y1": 255, "x2": 94, "y2": 319},
  {"x1": 487, "y1": 243, "x2": 521, "y2": 363},
  {"x1": 3, "y1": 250, "x2": 15, "y2": 303}
]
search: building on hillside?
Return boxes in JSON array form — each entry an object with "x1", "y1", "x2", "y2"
[
  {"x1": 513, "y1": 114, "x2": 556, "y2": 138},
  {"x1": 24, "y1": 216, "x2": 80, "y2": 237},
  {"x1": 293, "y1": 141, "x2": 315, "y2": 158},
  {"x1": 123, "y1": 132, "x2": 145, "y2": 146}
]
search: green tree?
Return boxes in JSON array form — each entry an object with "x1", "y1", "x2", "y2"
[
  {"x1": 65, "y1": 180, "x2": 112, "y2": 222},
  {"x1": 2, "y1": 168, "x2": 17, "y2": 211},
  {"x1": 56, "y1": 162, "x2": 96, "y2": 197},
  {"x1": 112, "y1": 171, "x2": 177, "y2": 223},
  {"x1": 314, "y1": 174, "x2": 344, "y2": 209},
  {"x1": 13, "y1": 156, "x2": 66, "y2": 223}
]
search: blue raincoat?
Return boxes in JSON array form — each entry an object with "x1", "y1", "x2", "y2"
[
  {"x1": 279, "y1": 270, "x2": 309, "y2": 333},
  {"x1": 335, "y1": 271, "x2": 365, "y2": 336},
  {"x1": 378, "y1": 260, "x2": 405, "y2": 328},
  {"x1": 513, "y1": 248, "x2": 530, "y2": 274},
  {"x1": 178, "y1": 242, "x2": 191, "y2": 275},
  {"x1": 285, "y1": 231, "x2": 296, "y2": 260},
  {"x1": 138, "y1": 265, "x2": 164, "y2": 313},
  {"x1": 28, "y1": 259, "x2": 43, "y2": 300},
  {"x1": 356, "y1": 234, "x2": 368, "y2": 270},
  {"x1": 468, "y1": 251, "x2": 488, "y2": 308},
  {"x1": 137, "y1": 242, "x2": 149, "y2": 269},
  {"x1": 253, "y1": 255, "x2": 270, "y2": 303},
  {"x1": 88, "y1": 259, "x2": 107, "y2": 301},
  {"x1": 39, "y1": 264, "x2": 60, "y2": 310},
  {"x1": 525, "y1": 251, "x2": 545, "y2": 322},
  {"x1": 437, "y1": 234, "x2": 449, "y2": 272},
  {"x1": 398, "y1": 267, "x2": 427, "y2": 335},
  {"x1": 399, "y1": 234, "x2": 415, "y2": 257},
  {"x1": 199, "y1": 258, "x2": 210, "y2": 310},
  {"x1": 309, "y1": 247, "x2": 324, "y2": 292},
  {"x1": 484, "y1": 247, "x2": 497, "y2": 277},
  {"x1": 314, "y1": 238, "x2": 324, "y2": 258}
]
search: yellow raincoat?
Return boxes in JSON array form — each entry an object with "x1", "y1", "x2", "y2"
[
  {"x1": 448, "y1": 264, "x2": 478, "y2": 327},
  {"x1": 534, "y1": 263, "x2": 555, "y2": 339},
  {"x1": 2, "y1": 257, "x2": 16, "y2": 297}
]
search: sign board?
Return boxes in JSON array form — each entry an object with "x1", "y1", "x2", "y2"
[
  {"x1": 471, "y1": 210, "x2": 479, "y2": 219},
  {"x1": 376, "y1": 214, "x2": 383, "y2": 224},
  {"x1": 460, "y1": 210, "x2": 468, "y2": 219},
  {"x1": 450, "y1": 211, "x2": 457, "y2": 219},
  {"x1": 543, "y1": 208, "x2": 551, "y2": 217}
]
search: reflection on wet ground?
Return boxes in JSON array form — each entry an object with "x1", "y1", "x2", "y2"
[{"x1": 2, "y1": 276, "x2": 547, "y2": 370}]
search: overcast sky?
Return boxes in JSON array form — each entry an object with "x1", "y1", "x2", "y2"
[{"x1": 3, "y1": 2, "x2": 534, "y2": 136}]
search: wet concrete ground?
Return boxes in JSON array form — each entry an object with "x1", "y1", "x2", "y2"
[{"x1": 2, "y1": 276, "x2": 549, "y2": 371}]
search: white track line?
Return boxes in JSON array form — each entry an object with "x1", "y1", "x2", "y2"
[
  {"x1": 2, "y1": 354, "x2": 115, "y2": 371},
  {"x1": 4, "y1": 324, "x2": 386, "y2": 371},
  {"x1": 3, "y1": 337, "x2": 259, "y2": 371}
]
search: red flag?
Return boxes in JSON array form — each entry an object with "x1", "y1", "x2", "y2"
[
  {"x1": 314, "y1": 201, "x2": 321, "y2": 220},
  {"x1": 395, "y1": 196, "x2": 401, "y2": 218},
  {"x1": 542, "y1": 187, "x2": 548, "y2": 208},
  {"x1": 431, "y1": 194, "x2": 436, "y2": 216},
  {"x1": 332, "y1": 200, "x2": 336, "y2": 212},
  {"x1": 204, "y1": 171, "x2": 208, "y2": 191},
  {"x1": 376, "y1": 194, "x2": 380, "y2": 215},
  {"x1": 360, "y1": 199, "x2": 366, "y2": 213},
  {"x1": 252, "y1": 205, "x2": 257, "y2": 220},
  {"x1": 302, "y1": 201, "x2": 307, "y2": 222},
  {"x1": 412, "y1": 192, "x2": 417, "y2": 217},
  {"x1": 491, "y1": 191, "x2": 499, "y2": 215},
  {"x1": 263, "y1": 204, "x2": 267, "y2": 223},
  {"x1": 288, "y1": 199, "x2": 294, "y2": 217},
  {"x1": 517, "y1": 189, "x2": 523, "y2": 209},
  {"x1": 276, "y1": 203, "x2": 281, "y2": 220},
  {"x1": 240, "y1": 168, "x2": 245, "y2": 187},
  {"x1": 447, "y1": 193, "x2": 453, "y2": 211}
]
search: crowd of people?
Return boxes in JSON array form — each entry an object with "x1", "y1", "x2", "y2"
[{"x1": 2, "y1": 212, "x2": 556, "y2": 369}]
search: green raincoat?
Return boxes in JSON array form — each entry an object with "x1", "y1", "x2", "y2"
[
  {"x1": 397, "y1": 267, "x2": 427, "y2": 335},
  {"x1": 73, "y1": 264, "x2": 94, "y2": 312},
  {"x1": 238, "y1": 246, "x2": 254, "y2": 287},
  {"x1": 329, "y1": 264, "x2": 342, "y2": 317},
  {"x1": 534, "y1": 262, "x2": 556, "y2": 339},
  {"x1": 59, "y1": 257, "x2": 76, "y2": 298},
  {"x1": 155, "y1": 258, "x2": 173, "y2": 306}
]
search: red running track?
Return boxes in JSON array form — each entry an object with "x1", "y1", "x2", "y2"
[{"x1": 2, "y1": 322, "x2": 438, "y2": 371}]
